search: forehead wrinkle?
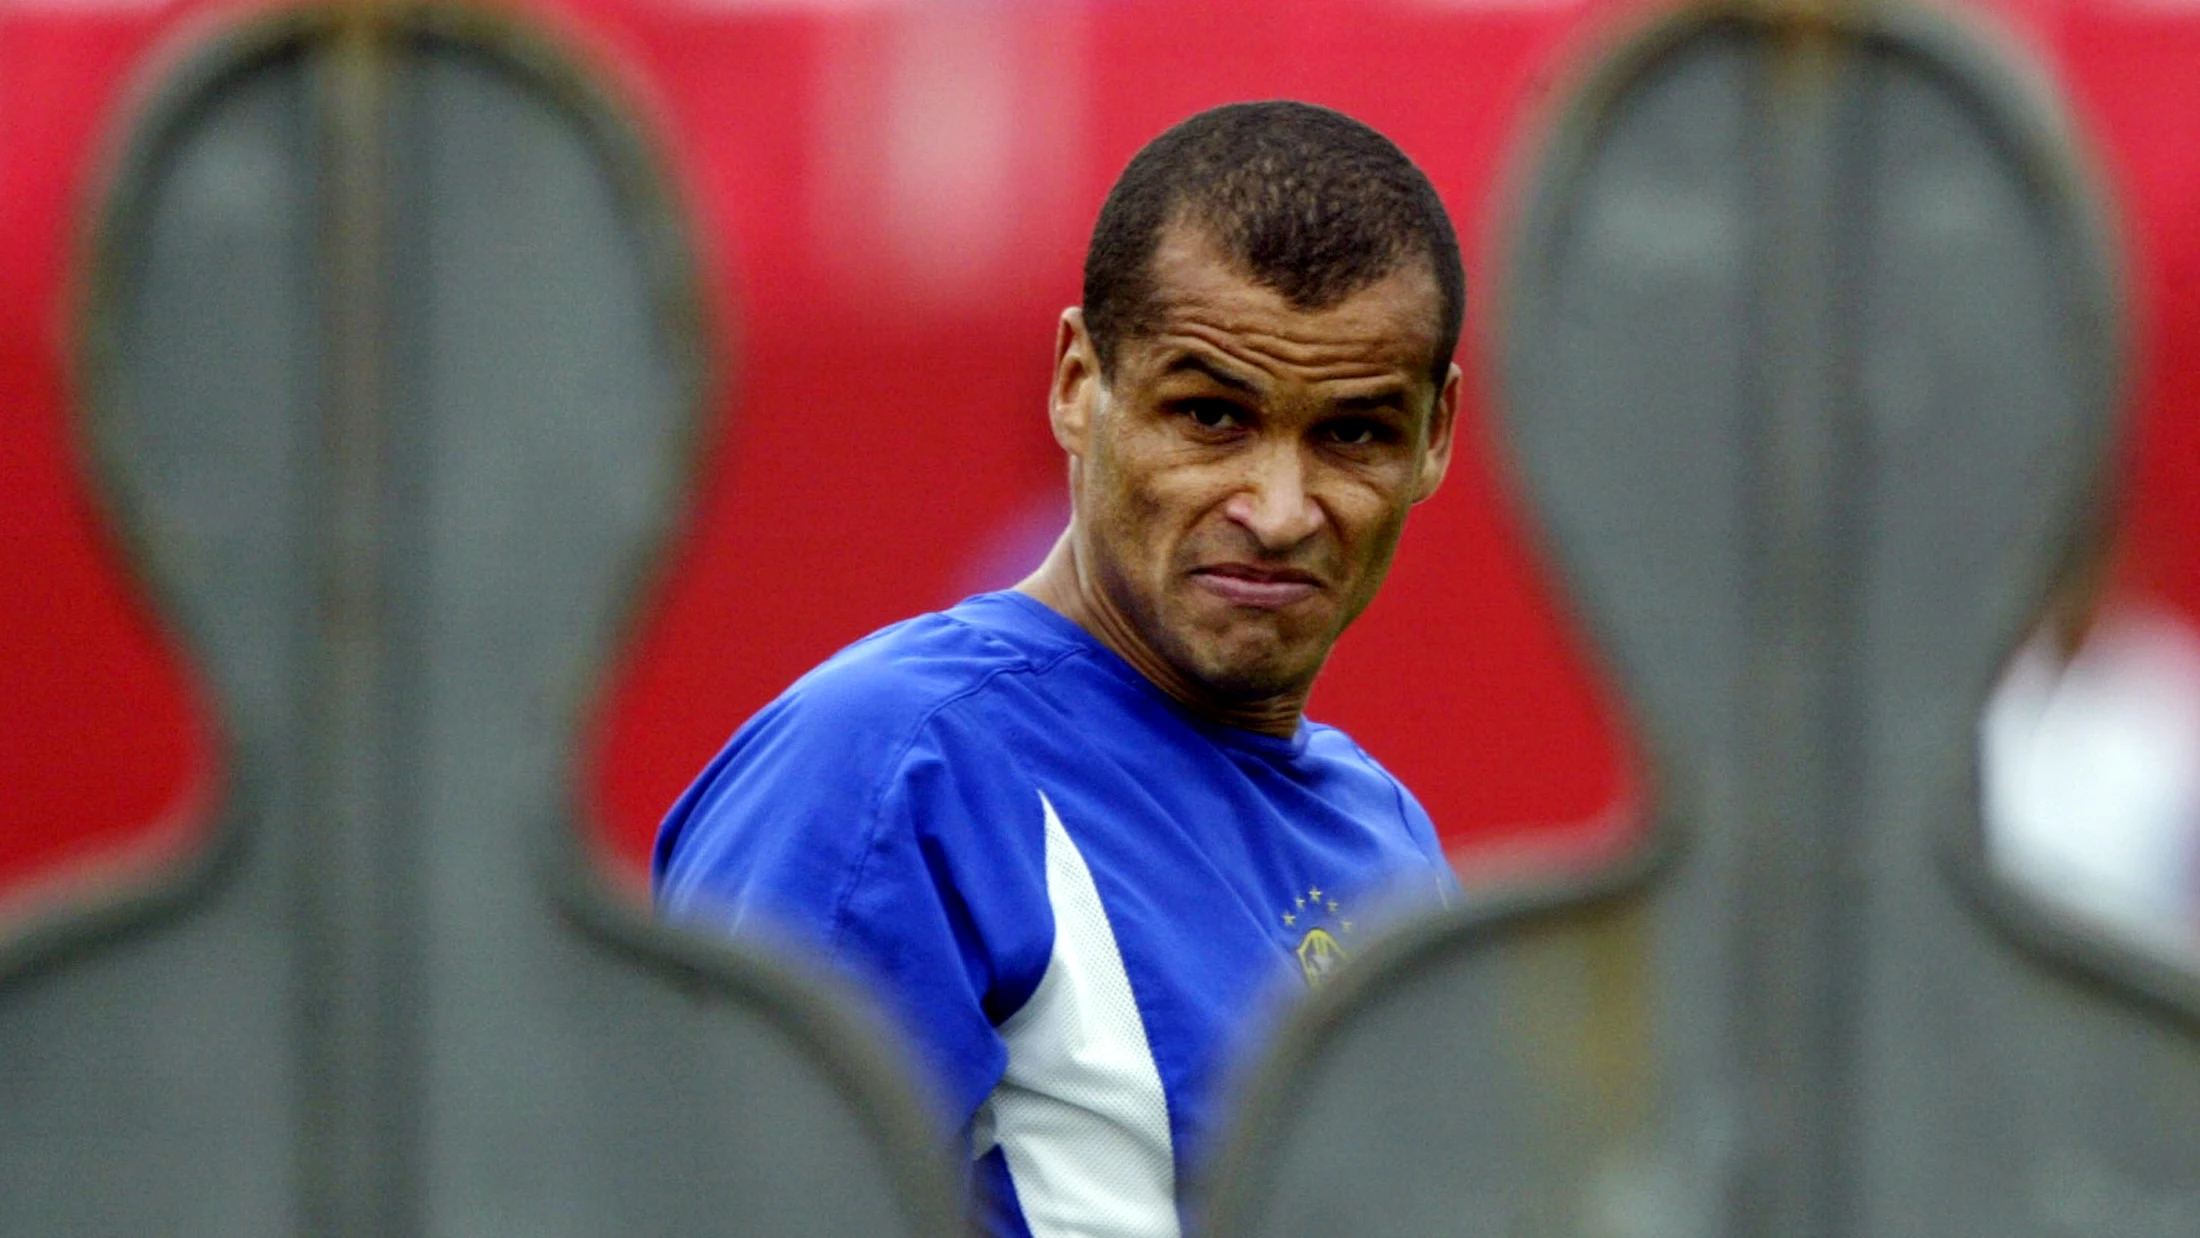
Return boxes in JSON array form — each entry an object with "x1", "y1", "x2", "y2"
[
  {"x1": 1138, "y1": 225, "x2": 1445, "y2": 377},
  {"x1": 1155, "y1": 316, "x2": 1429, "y2": 389}
]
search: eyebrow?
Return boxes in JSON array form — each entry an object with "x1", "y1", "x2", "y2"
[
  {"x1": 1333, "y1": 389, "x2": 1408, "y2": 414},
  {"x1": 1158, "y1": 352, "x2": 1412, "y2": 414},
  {"x1": 1159, "y1": 353, "x2": 1260, "y2": 396}
]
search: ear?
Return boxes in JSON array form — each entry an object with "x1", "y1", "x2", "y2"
[
  {"x1": 1411, "y1": 362, "x2": 1461, "y2": 504},
  {"x1": 1051, "y1": 307, "x2": 1101, "y2": 457}
]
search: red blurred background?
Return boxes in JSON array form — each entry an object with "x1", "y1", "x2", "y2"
[{"x1": 3, "y1": 0, "x2": 2194, "y2": 903}]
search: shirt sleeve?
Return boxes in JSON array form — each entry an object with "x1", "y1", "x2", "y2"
[{"x1": 653, "y1": 684, "x2": 1054, "y2": 1125}]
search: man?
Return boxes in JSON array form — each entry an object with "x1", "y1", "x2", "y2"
[{"x1": 656, "y1": 100, "x2": 1464, "y2": 1237}]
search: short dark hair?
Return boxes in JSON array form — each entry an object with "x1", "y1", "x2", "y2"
[{"x1": 1083, "y1": 101, "x2": 1465, "y2": 385}]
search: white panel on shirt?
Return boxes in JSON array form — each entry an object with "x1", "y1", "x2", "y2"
[{"x1": 970, "y1": 791, "x2": 1179, "y2": 1238}]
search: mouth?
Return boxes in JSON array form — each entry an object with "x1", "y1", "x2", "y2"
[{"x1": 1190, "y1": 563, "x2": 1324, "y2": 610}]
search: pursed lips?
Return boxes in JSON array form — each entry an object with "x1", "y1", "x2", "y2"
[{"x1": 1189, "y1": 562, "x2": 1324, "y2": 610}]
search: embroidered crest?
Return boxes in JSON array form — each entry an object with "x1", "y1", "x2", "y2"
[{"x1": 1279, "y1": 885, "x2": 1354, "y2": 988}]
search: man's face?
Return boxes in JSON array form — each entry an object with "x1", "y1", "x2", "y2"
[{"x1": 1050, "y1": 223, "x2": 1459, "y2": 705}]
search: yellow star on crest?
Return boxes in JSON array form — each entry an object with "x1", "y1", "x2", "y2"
[{"x1": 1282, "y1": 912, "x2": 1297, "y2": 926}]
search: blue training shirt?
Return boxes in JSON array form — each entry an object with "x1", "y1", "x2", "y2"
[{"x1": 655, "y1": 591, "x2": 1457, "y2": 1237}]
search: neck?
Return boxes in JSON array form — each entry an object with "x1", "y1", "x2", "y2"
[{"x1": 1014, "y1": 529, "x2": 1308, "y2": 738}]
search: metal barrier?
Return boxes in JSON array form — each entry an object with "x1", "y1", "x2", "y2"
[
  {"x1": 1204, "y1": 5, "x2": 2197, "y2": 1237},
  {"x1": 0, "y1": 10, "x2": 963, "y2": 1235}
]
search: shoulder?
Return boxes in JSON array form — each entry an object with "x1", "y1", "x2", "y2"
[
  {"x1": 778, "y1": 600, "x2": 1075, "y2": 743},
  {"x1": 1298, "y1": 721, "x2": 1454, "y2": 881},
  {"x1": 1298, "y1": 721, "x2": 1410, "y2": 797},
  {"x1": 654, "y1": 597, "x2": 1075, "y2": 877}
]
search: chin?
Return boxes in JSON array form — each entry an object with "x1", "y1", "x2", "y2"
[{"x1": 1191, "y1": 649, "x2": 1320, "y2": 703}]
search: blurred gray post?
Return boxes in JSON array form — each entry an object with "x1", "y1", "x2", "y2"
[
  {"x1": 1202, "y1": 6, "x2": 2199, "y2": 1238},
  {"x1": 0, "y1": 10, "x2": 964, "y2": 1237}
]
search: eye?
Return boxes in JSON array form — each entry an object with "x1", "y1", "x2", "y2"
[
  {"x1": 1322, "y1": 418, "x2": 1388, "y2": 447},
  {"x1": 1181, "y1": 399, "x2": 1243, "y2": 431}
]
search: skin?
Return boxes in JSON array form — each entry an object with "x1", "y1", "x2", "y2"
[{"x1": 1018, "y1": 222, "x2": 1460, "y2": 737}]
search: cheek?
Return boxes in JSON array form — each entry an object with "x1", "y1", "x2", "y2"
[
  {"x1": 1322, "y1": 468, "x2": 1409, "y2": 536},
  {"x1": 1327, "y1": 485, "x2": 1417, "y2": 581},
  {"x1": 1081, "y1": 444, "x2": 1183, "y2": 571},
  {"x1": 1101, "y1": 440, "x2": 1214, "y2": 536}
]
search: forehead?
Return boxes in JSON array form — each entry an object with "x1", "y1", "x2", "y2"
[{"x1": 1129, "y1": 224, "x2": 1444, "y2": 385}]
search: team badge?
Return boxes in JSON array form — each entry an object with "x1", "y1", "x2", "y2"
[{"x1": 1279, "y1": 885, "x2": 1354, "y2": 988}]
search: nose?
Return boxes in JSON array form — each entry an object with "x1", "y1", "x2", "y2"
[{"x1": 1222, "y1": 443, "x2": 1325, "y2": 552}]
